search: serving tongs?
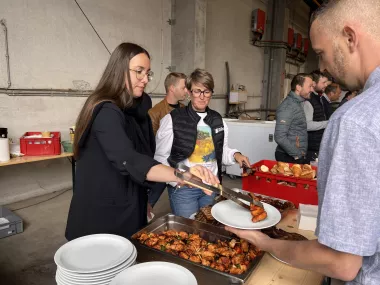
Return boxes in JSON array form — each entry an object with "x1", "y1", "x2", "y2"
[
  {"x1": 242, "y1": 162, "x2": 256, "y2": 176},
  {"x1": 175, "y1": 163, "x2": 264, "y2": 210}
]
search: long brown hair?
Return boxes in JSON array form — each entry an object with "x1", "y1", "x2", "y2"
[{"x1": 74, "y1": 42, "x2": 150, "y2": 158}]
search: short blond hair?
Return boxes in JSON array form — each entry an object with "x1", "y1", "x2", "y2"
[
  {"x1": 310, "y1": 0, "x2": 380, "y2": 39},
  {"x1": 164, "y1": 72, "x2": 186, "y2": 93}
]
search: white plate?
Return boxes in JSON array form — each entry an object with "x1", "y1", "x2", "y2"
[
  {"x1": 270, "y1": 252, "x2": 291, "y2": 265},
  {"x1": 211, "y1": 200, "x2": 281, "y2": 230},
  {"x1": 58, "y1": 249, "x2": 137, "y2": 279},
  {"x1": 54, "y1": 234, "x2": 134, "y2": 273},
  {"x1": 56, "y1": 272, "x2": 111, "y2": 285},
  {"x1": 109, "y1": 262, "x2": 197, "y2": 285}
]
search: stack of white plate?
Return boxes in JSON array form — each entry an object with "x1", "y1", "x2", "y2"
[{"x1": 54, "y1": 234, "x2": 137, "y2": 285}]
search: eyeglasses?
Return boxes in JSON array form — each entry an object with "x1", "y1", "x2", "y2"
[
  {"x1": 129, "y1": 69, "x2": 154, "y2": 82},
  {"x1": 191, "y1": 89, "x2": 213, "y2": 98}
]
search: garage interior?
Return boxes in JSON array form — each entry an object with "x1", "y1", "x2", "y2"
[{"x1": 0, "y1": 0, "x2": 346, "y2": 285}]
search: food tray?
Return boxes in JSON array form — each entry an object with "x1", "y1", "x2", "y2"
[
  {"x1": 242, "y1": 160, "x2": 318, "y2": 207},
  {"x1": 131, "y1": 214, "x2": 264, "y2": 285}
]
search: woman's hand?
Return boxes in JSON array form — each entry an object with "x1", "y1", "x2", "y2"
[
  {"x1": 234, "y1": 152, "x2": 251, "y2": 168},
  {"x1": 188, "y1": 165, "x2": 219, "y2": 196},
  {"x1": 225, "y1": 226, "x2": 272, "y2": 251}
]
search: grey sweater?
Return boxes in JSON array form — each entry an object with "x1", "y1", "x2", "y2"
[{"x1": 274, "y1": 91, "x2": 308, "y2": 157}]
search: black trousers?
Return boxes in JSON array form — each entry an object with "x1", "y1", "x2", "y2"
[
  {"x1": 148, "y1": 182, "x2": 167, "y2": 207},
  {"x1": 275, "y1": 151, "x2": 307, "y2": 164},
  {"x1": 306, "y1": 150, "x2": 319, "y2": 164}
]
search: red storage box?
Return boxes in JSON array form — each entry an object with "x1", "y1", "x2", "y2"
[
  {"x1": 20, "y1": 132, "x2": 61, "y2": 156},
  {"x1": 242, "y1": 160, "x2": 318, "y2": 207}
]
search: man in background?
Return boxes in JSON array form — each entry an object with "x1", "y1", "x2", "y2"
[
  {"x1": 147, "y1": 72, "x2": 187, "y2": 215},
  {"x1": 303, "y1": 71, "x2": 330, "y2": 162},
  {"x1": 322, "y1": 83, "x2": 342, "y2": 119},
  {"x1": 149, "y1": 72, "x2": 187, "y2": 135},
  {"x1": 274, "y1": 73, "x2": 313, "y2": 163},
  {"x1": 339, "y1": 90, "x2": 358, "y2": 107}
]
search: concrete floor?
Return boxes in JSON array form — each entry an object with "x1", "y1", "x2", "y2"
[
  {"x1": 0, "y1": 176, "x2": 344, "y2": 285},
  {"x1": 0, "y1": 176, "x2": 242, "y2": 285}
]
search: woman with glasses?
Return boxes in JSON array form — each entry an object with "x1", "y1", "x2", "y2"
[
  {"x1": 65, "y1": 43, "x2": 218, "y2": 240},
  {"x1": 154, "y1": 68, "x2": 251, "y2": 218}
]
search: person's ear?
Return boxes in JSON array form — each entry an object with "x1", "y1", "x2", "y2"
[{"x1": 343, "y1": 26, "x2": 357, "y2": 53}]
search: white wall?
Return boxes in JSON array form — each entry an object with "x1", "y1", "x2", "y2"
[
  {"x1": 205, "y1": 0, "x2": 267, "y2": 115},
  {"x1": 0, "y1": 0, "x2": 171, "y2": 140}
]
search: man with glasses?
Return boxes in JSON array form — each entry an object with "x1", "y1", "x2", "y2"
[{"x1": 154, "y1": 68, "x2": 250, "y2": 218}]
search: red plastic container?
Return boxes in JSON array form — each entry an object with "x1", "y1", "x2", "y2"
[
  {"x1": 242, "y1": 160, "x2": 318, "y2": 207},
  {"x1": 20, "y1": 132, "x2": 61, "y2": 156}
]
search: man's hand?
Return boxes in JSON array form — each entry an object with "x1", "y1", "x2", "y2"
[
  {"x1": 225, "y1": 226, "x2": 272, "y2": 251},
  {"x1": 234, "y1": 152, "x2": 251, "y2": 168}
]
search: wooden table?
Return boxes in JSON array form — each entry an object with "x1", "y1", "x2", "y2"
[
  {"x1": 0, "y1": 153, "x2": 76, "y2": 191},
  {"x1": 246, "y1": 210, "x2": 324, "y2": 285}
]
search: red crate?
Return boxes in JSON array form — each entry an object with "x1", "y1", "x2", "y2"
[
  {"x1": 20, "y1": 132, "x2": 61, "y2": 156},
  {"x1": 242, "y1": 160, "x2": 318, "y2": 207}
]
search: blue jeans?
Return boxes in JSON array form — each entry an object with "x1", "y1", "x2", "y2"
[{"x1": 167, "y1": 185, "x2": 216, "y2": 218}]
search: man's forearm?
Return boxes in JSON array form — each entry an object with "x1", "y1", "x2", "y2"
[
  {"x1": 264, "y1": 239, "x2": 360, "y2": 281},
  {"x1": 307, "y1": 120, "x2": 328, "y2": 131}
]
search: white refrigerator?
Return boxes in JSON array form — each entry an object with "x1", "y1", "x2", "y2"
[{"x1": 224, "y1": 119, "x2": 277, "y2": 177}]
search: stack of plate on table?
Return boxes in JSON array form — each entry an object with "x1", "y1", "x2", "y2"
[
  {"x1": 54, "y1": 234, "x2": 137, "y2": 285},
  {"x1": 110, "y1": 261, "x2": 198, "y2": 285}
]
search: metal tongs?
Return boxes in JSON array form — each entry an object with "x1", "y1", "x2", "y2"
[
  {"x1": 242, "y1": 162, "x2": 256, "y2": 176},
  {"x1": 175, "y1": 163, "x2": 264, "y2": 210}
]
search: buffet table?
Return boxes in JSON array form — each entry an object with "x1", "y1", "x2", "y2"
[{"x1": 246, "y1": 209, "x2": 323, "y2": 285}]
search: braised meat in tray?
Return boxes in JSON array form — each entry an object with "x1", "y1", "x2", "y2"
[{"x1": 134, "y1": 230, "x2": 262, "y2": 275}]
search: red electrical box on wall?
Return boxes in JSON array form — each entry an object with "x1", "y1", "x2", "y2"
[
  {"x1": 303, "y1": 38, "x2": 310, "y2": 55},
  {"x1": 251, "y1": 9, "x2": 266, "y2": 37},
  {"x1": 293, "y1": 33, "x2": 302, "y2": 50},
  {"x1": 287, "y1": 28, "x2": 294, "y2": 46}
]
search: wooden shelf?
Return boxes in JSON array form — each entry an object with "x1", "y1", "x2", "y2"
[{"x1": 0, "y1": 153, "x2": 74, "y2": 167}]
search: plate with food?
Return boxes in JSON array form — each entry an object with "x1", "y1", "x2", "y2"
[{"x1": 211, "y1": 198, "x2": 281, "y2": 230}]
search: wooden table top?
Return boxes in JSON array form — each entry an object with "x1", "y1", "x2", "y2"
[
  {"x1": 0, "y1": 152, "x2": 73, "y2": 167},
  {"x1": 246, "y1": 210, "x2": 323, "y2": 285}
]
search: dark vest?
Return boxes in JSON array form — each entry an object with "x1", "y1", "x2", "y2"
[
  {"x1": 168, "y1": 104, "x2": 225, "y2": 180},
  {"x1": 307, "y1": 93, "x2": 326, "y2": 151}
]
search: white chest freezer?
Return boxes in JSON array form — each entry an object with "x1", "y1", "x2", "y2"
[{"x1": 224, "y1": 119, "x2": 277, "y2": 177}]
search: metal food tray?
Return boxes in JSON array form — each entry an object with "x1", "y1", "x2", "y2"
[{"x1": 131, "y1": 214, "x2": 264, "y2": 285}]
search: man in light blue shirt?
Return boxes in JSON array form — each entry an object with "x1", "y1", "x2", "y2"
[{"x1": 225, "y1": 1, "x2": 380, "y2": 284}]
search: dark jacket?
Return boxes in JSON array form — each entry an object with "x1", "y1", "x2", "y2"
[
  {"x1": 321, "y1": 95, "x2": 333, "y2": 119},
  {"x1": 275, "y1": 91, "x2": 307, "y2": 157},
  {"x1": 65, "y1": 94, "x2": 159, "y2": 240},
  {"x1": 307, "y1": 92, "x2": 326, "y2": 151},
  {"x1": 167, "y1": 105, "x2": 225, "y2": 180}
]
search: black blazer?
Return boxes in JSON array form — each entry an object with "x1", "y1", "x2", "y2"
[{"x1": 65, "y1": 97, "x2": 159, "y2": 240}]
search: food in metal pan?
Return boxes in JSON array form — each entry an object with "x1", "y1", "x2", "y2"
[{"x1": 134, "y1": 230, "x2": 262, "y2": 275}]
